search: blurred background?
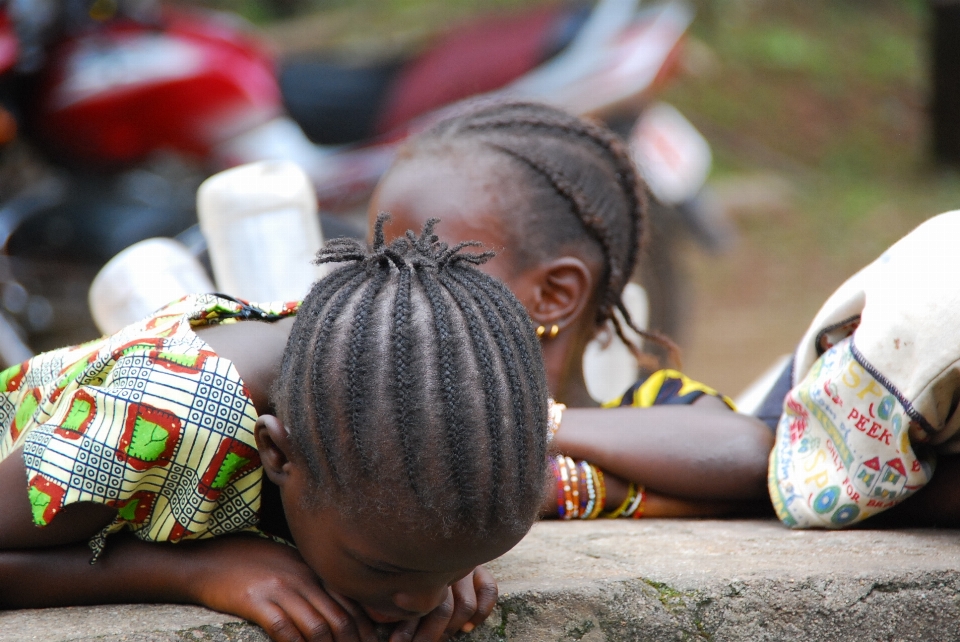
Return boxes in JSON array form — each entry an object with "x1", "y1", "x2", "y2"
[
  {"x1": 234, "y1": 0, "x2": 956, "y2": 397},
  {"x1": 2, "y1": 0, "x2": 957, "y2": 398}
]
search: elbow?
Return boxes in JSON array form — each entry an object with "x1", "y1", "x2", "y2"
[
  {"x1": 729, "y1": 414, "x2": 775, "y2": 500},
  {"x1": 698, "y1": 413, "x2": 774, "y2": 501}
]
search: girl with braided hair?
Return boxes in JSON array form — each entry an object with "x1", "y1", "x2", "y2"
[
  {"x1": 0, "y1": 215, "x2": 548, "y2": 642},
  {"x1": 370, "y1": 99, "x2": 774, "y2": 519}
]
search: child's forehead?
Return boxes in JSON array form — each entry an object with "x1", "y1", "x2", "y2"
[
  {"x1": 396, "y1": 145, "x2": 516, "y2": 190},
  {"x1": 375, "y1": 160, "x2": 520, "y2": 235}
]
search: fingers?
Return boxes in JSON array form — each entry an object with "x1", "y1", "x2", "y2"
[
  {"x1": 388, "y1": 617, "x2": 420, "y2": 642},
  {"x1": 298, "y1": 586, "x2": 376, "y2": 642},
  {"x1": 251, "y1": 586, "x2": 372, "y2": 642},
  {"x1": 464, "y1": 566, "x2": 498, "y2": 632},
  {"x1": 324, "y1": 589, "x2": 379, "y2": 642},
  {"x1": 408, "y1": 587, "x2": 454, "y2": 642},
  {"x1": 442, "y1": 573, "x2": 478, "y2": 638},
  {"x1": 253, "y1": 601, "x2": 309, "y2": 642},
  {"x1": 393, "y1": 567, "x2": 499, "y2": 642}
]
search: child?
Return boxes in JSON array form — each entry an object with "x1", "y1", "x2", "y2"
[
  {"x1": 369, "y1": 100, "x2": 774, "y2": 519},
  {"x1": 0, "y1": 216, "x2": 549, "y2": 642},
  {"x1": 768, "y1": 211, "x2": 960, "y2": 528}
]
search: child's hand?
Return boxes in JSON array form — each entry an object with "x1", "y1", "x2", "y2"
[
  {"x1": 388, "y1": 566, "x2": 497, "y2": 642},
  {"x1": 188, "y1": 536, "x2": 378, "y2": 642}
]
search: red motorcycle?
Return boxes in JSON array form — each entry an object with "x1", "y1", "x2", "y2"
[{"x1": 0, "y1": 0, "x2": 722, "y2": 370}]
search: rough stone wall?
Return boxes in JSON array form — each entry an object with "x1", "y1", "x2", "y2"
[{"x1": 4, "y1": 520, "x2": 959, "y2": 642}]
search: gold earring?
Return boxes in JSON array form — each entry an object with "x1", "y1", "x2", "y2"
[{"x1": 536, "y1": 324, "x2": 560, "y2": 339}]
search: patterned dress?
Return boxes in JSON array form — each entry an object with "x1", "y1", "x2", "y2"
[
  {"x1": 607, "y1": 368, "x2": 735, "y2": 410},
  {"x1": 0, "y1": 294, "x2": 299, "y2": 559}
]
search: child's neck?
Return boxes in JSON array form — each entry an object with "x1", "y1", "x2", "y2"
[
  {"x1": 258, "y1": 473, "x2": 293, "y2": 541},
  {"x1": 544, "y1": 332, "x2": 601, "y2": 408}
]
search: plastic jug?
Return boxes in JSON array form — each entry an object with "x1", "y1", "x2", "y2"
[
  {"x1": 197, "y1": 160, "x2": 325, "y2": 304},
  {"x1": 89, "y1": 237, "x2": 216, "y2": 336}
]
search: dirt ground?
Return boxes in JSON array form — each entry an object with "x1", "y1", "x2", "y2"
[{"x1": 679, "y1": 222, "x2": 835, "y2": 401}]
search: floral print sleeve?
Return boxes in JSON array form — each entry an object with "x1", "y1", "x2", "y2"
[{"x1": 0, "y1": 294, "x2": 299, "y2": 560}]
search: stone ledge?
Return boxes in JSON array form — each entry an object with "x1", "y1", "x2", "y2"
[{"x1": 4, "y1": 519, "x2": 960, "y2": 641}]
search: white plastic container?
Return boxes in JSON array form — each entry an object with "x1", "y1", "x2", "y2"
[
  {"x1": 89, "y1": 237, "x2": 216, "y2": 336},
  {"x1": 197, "y1": 160, "x2": 326, "y2": 304}
]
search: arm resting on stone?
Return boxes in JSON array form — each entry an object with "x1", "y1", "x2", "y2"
[
  {"x1": 0, "y1": 447, "x2": 118, "y2": 549},
  {"x1": 0, "y1": 446, "x2": 195, "y2": 608},
  {"x1": 0, "y1": 447, "x2": 381, "y2": 642},
  {"x1": 0, "y1": 536, "x2": 200, "y2": 608},
  {"x1": 0, "y1": 522, "x2": 384, "y2": 642},
  {"x1": 553, "y1": 396, "x2": 774, "y2": 501}
]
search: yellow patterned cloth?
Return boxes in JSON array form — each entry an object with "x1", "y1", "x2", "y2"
[
  {"x1": 605, "y1": 368, "x2": 736, "y2": 410},
  {"x1": 0, "y1": 294, "x2": 299, "y2": 559}
]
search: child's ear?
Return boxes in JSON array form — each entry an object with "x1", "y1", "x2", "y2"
[
  {"x1": 255, "y1": 414, "x2": 294, "y2": 485},
  {"x1": 528, "y1": 257, "x2": 594, "y2": 330}
]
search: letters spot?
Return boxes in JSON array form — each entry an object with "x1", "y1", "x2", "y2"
[
  {"x1": 878, "y1": 396, "x2": 895, "y2": 420},
  {"x1": 886, "y1": 458, "x2": 906, "y2": 476},
  {"x1": 127, "y1": 417, "x2": 170, "y2": 461},
  {"x1": 831, "y1": 504, "x2": 860, "y2": 526},
  {"x1": 814, "y1": 486, "x2": 840, "y2": 514},
  {"x1": 872, "y1": 486, "x2": 897, "y2": 499}
]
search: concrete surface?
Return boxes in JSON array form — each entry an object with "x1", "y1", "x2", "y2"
[{"x1": 4, "y1": 519, "x2": 960, "y2": 641}]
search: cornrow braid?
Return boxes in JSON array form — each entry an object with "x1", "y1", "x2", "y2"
[
  {"x1": 273, "y1": 213, "x2": 548, "y2": 538},
  {"x1": 403, "y1": 100, "x2": 681, "y2": 368}
]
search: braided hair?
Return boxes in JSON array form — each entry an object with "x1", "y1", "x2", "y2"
[
  {"x1": 274, "y1": 214, "x2": 548, "y2": 538},
  {"x1": 400, "y1": 100, "x2": 680, "y2": 367}
]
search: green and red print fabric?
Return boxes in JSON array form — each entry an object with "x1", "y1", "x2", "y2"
[{"x1": 0, "y1": 294, "x2": 299, "y2": 559}]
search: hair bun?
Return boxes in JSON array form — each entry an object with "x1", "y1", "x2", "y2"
[{"x1": 315, "y1": 213, "x2": 495, "y2": 272}]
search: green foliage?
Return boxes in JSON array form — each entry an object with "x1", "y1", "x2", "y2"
[{"x1": 659, "y1": 0, "x2": 958, "y2": 246}]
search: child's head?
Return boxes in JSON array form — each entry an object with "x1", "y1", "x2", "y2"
[
  {"x1": 257, "y1": 215, "x2": 548, "y2": 621},
  {"x1": 369, "y1": 100, "x2": 672, "y2": 371}
]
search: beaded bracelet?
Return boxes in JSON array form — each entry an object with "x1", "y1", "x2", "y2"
[
  {"x1": 550, "y1": 457, "x2": 566, "y2": 519},
  {"x1": 555, "y1": 455, "x2": 575, "y2": 519},
  {"x1": 623, "y1": 484, "x2": 647, "y2": 519},
  {"x1": 580, "y1": 460, "x2": 595, "y2": 518},
  {"x1": 552, "y1": 456, "x2": 616, "y2": 520},
  {"x1": 586, "y1": 462, "x2": 606, "y2": 519},
  {"x1": 601, "y1": 482, "x2": 637, "y2": 519},
  {"x1": 566, "y1": 456, "x2": 580, "y2": 519}
]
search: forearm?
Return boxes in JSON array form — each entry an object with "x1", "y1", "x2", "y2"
[
  {"x1": 554, "y1": 405, "x2": 774, "y2": 500},
  {"x1": 0, "y1": 536, "x2": 198, "y2": 609},
  {"x1": 540, "y1": 464, "x2": 764, "y2": 519}
]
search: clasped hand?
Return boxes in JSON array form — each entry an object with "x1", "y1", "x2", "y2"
[{"x1": 190, "y1": 537, "x2": 496, "y2": 642}]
